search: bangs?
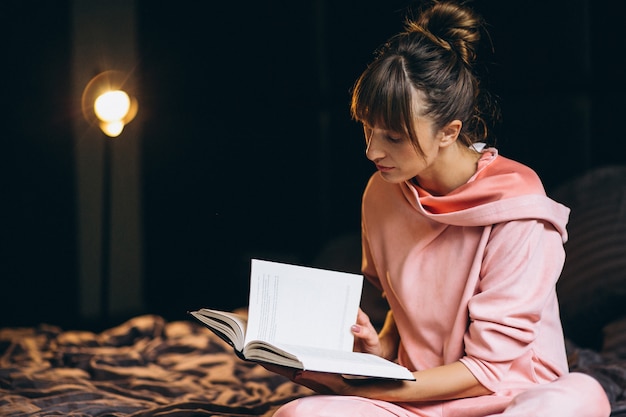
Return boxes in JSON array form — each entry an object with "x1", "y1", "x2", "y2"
[{"x1": 350, "y1": 56, "x2": 414, "y2": 136}]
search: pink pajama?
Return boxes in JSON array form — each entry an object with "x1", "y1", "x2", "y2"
[
  {"x1": 274, "y1": 373, "x2": 610, "y2": 417},
  {"x1": 276, "y1": 151, "x2": 612, "y2": 416}
]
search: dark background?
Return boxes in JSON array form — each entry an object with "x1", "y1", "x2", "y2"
[{"x1": 2, "y1": 0, "x2": 625, "y2": 330}]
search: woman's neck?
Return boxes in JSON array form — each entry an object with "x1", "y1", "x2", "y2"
[{"x1": 414, "y1": 145, "x2": 482, "y2": 196}]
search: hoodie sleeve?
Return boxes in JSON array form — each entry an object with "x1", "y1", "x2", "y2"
[
  {"x1": 361, "y1": 224, "x2": 382, "y2": 291},
  {"x1": 459, "y1": 217, "x2": 567, "y2": 391}
]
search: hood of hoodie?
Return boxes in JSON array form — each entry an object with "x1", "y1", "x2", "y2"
[{"x1": 398, "y1": 149, "x2": 570, "y2": 242}]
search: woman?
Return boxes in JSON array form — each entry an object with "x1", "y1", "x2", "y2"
[{"x1": 270, "y1": 1, "x2": 611, "y2": 416}]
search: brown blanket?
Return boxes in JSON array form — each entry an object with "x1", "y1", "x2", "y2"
[
  {"x1": 1, "y1": 314, "x2": 625, "y2": 416},
  {"x1": 0, "y1": 315, "x2": 313, "y2": 416}
]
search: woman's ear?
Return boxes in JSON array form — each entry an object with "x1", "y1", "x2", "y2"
[{"x1": 439, "y1": 120, "x2": 462, "y2": 147}]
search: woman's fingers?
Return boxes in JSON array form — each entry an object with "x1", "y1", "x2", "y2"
[{"x1": 352, "y1": 308, "x2": 383, "y2": 355}]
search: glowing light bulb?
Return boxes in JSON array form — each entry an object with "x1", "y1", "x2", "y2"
[
  {"x1": 94, "y1": 90, "x2": 131, "y2": 123},
  {"x1": 100, "y1": 121, "x2": 125, "y2": 137},
  {"x1": 82, "y1": 71, "x2": 138, "y2": 137}
]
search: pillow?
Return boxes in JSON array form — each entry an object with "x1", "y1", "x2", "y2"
[
  {"x1": 602, "y1": 316, "x2": 626, "y2": 356},
  {"x1": 550, "y1": 166, "x2": 626, "y2": 350}
]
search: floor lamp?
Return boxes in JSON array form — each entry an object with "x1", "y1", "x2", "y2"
[{"x1": 82, "y1": 70, "x2": 138, "y2": 322}]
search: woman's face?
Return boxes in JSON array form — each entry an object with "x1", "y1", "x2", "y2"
[{"x1": 364, "y1": 117, "x2": 442, "y2": 184}]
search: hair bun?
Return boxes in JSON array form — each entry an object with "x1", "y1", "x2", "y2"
[{"x1": 407, "y1": 1, "x2": 483, "y2": 65}]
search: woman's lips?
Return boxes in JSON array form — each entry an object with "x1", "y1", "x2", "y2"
[{"x1": 376, "y1": 164, "x2": 393, "y2": 172}]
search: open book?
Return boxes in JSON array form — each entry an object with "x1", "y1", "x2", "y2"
[{"x1": 189, "y1": 259, "x2": 415, "y2": 381}]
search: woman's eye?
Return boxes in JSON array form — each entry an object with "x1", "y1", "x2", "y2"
[{"x1": 386, "y1": 135, "x2": 402, "y2": 143}]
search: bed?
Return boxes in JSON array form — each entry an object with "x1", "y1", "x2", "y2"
[
  {"x1": 2, "y1": 166, "x2": 625, "y2": 416},
  {"x1": 1, "y1": 312, "x2": 625, "y2": 416},
  {"x1": 0, "y1": 314, "x2": 314, "y2": 416}
]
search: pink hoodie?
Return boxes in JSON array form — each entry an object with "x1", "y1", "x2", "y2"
[{"x1": 361, "y1": 149, "x2": 570, "y2": 394}]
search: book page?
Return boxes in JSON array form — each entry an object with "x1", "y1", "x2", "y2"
[
  {"x1": 270, "y1": 343, "x2": 415, "y2": 380},
  {"x1": 190, "y1": 309, "x2": 247, "y2": 351},
  {"x1": 244, "y1": 259, "x2": 363, "y2": 352}
]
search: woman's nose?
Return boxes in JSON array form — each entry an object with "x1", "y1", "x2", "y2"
[{"x1": 365, "y1": 133, "x2": 384, "y2": 161}]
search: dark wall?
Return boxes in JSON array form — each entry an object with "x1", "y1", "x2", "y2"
[
  {"x1": 2, "y1": 1, "x2": 76, "y2": 328},
  {"x1": 2, "y1": 0, "x2": 625, "y2": 329},
  {"x1": 479, "y1": 0, "x2": 626, "y2": 188},
  {"x1": 137, "y1": 0, "x2": 409, "y2": 320}
]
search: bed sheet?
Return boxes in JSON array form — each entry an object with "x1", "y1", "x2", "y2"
[{"x1": 0, "y1": 315, "x2": 313, "y2": 416}]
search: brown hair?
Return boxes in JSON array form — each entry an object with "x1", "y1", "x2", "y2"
[{"x1": 351, "y1": 1, "x2": 498, "y2": 154}]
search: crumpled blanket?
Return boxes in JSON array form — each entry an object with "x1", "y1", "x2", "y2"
[
  {"x1": 1, "y1": 315, "x2": 625, "y2": 416},
  {"x1": 0, "y1": 315, "x2": 313, "y2": 417}
]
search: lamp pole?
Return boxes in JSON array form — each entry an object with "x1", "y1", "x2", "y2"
[{"x1": 100, "y1": 135, "x2": 112, "y2": 323}]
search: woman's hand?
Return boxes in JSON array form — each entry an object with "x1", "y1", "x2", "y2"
[
  {"x1": 260, "y1": 363, "x2": 353, "y2": 395},
  {"x1": 351, "y1": 308, "x2": 384, "y2": 356},
  {"x1": 352, "y1": 308, "x2": 400, "y2": 361},
  {"x1": 261, "y1": 363, "x2": 403, "y2": 396}
]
